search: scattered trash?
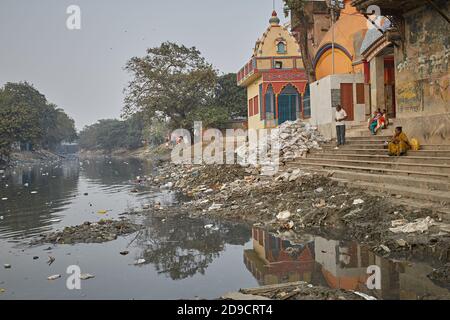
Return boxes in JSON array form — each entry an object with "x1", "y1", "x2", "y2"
[
  {"x1": 391, "y1": 219, "x2": 408, "y2": 227},
  {"x1": 47, "y1": 256, "x2": 55, "y2": 266},
  {"x1": 315, "y1": 187, "x2": 324, "y2": 193},
  {"x1": 389, "y1": 216, "x2": 435, "y2": 234},
  {"x1": 83, "y1": 193, "x2": 88, "y2": 196},
  {"x1": 33, "y1": 256, "x2": 39, "y2": 260},
  {"x1": 281, "y1": 221, "x2": 295, "y2": 230},
  {"x1": 49, "y1": 219, "x2": 61, "y2": 223},
  {"x1": 396, "y1": 239, "x2": 407, "y2": 247},
  {"x1": 30, "y1": 191, "x2": 38, "y2": 194},
  {"x1": 134, "y1": 259, "x2": 146, "y2": 265},
  {"x1": 1, "y1": 198, "x2": 7, "y2": 201},
  {"x1": 130, "y1": 189, "x2": 139, "y2": 193},
  {"x1": 97, "y1": 210, "x2": 108, "y2": 214},
  {"x1": 208, "y1": 203, "x2": 223, "y2": 211},
  {"x1": 47, "y1": 274, "x2": 61, "y2": 281},
  {"x1": 4, "y1": 264, "x2": 11, "y2": 269},
  {"x1": 79, "y1": 273, "x2": 95, "y2": 280},
  {"x1": 380, "y1": 244, "x2": 391, "y2": 253},
  {"x1": 142, "y1": 204, "x2": 150, "y2": 210},
  {"x1": 204, "y1": 224, "x2": 214, "y2": 229},
  {"x1": 0, "y1": 216, "x2": 3, "y2": 220},
  {"x1": 313, "y1": 199, "x2": 326, "y2": 208},
  {"x1": 352, "y1": 291, "x2": 377, "y2": 300},
  {"x1": 276, "y1": 211, "x2": 291, "y2": 221},
  {"x1": 119, "y1": 251, "x2": 129, "y2": 256},
  {"x1": 353, "y1": 199, "x2": 365, "y2": 205}
]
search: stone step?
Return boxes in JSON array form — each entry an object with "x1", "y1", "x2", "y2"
[
  {"x1": 307, "y1": 153, "x2": 450, "y2": 165},
  {"x1": 297, "y1": 157, "x2": 450, "y2": 174},
  {"x1": 332, "y1": 179, "x2": 450, "y2": 205},
  {"x1": 346, "y1": 135, "x2": 394, "y2": 141},
  {"x1": 287, "y1": 161, "x2": 450, "y2": 180},
  {"x1": 347, "y1": 130, "x2": 393, "y2": 138},
  {"x1": 345, "y1": 139, "x2": 387, "y2": 145},
  {"x1": 313, "y1": 148, "x2": 450, "y2": 157},
  {"x1": 322, "y1": 144, "x2": 450, "y2": 151},
  {"x1": 321, "y1": 169, "x2": 450, "y2": 193}
]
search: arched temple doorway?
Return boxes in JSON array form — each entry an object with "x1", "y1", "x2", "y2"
[{"x1": 278, "y1": 84, "x2": 299, "y2": 125}]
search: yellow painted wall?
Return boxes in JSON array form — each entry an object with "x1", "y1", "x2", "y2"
[
  {"x1": 255, "y1": 26, "x2": 300, "y2": 58},
  {"x1": 315, "y1": 49, "x2": 353, "y2": 80},
  {"x1": 247, "y1": 77, "x2": 265, "y2": 130}
]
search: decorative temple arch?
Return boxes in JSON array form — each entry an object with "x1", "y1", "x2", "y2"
[{"x1": 313, "y1": 43, "x2": 353, "y2": 68}]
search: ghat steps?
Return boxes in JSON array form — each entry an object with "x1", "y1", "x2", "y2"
[{"x1": 284, "y1": 122, "x2": 450, "y2": 207}]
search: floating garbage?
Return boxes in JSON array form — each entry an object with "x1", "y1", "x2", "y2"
[
  {"x1": 119, "y1": 251, "x2": 129, "y2": 256},
  {"x1": 30, "y1": 191, "x2": 38, "y2": 194},
  {"x1": 204, "y1": 224, "x2": 214, "y2": 229},
  {"x1": 4, "y1": 264, "x2": 11, "y2": 269},
  {"x1": 79, "y1": 273, "x2": 95, "y2": 280},
  {"x1": 134, "y1": 259, "x2": 146, "y2": 265},
  {"x1": 353, "y1": 199, "x2": 365, "y2": 205},
  {"x1": 1, "y1": 198, "x2": 7, "y2": 201},
  {"x1": 315, "y1": 187, "x2": 324, "y2": 193},
  {"x1": 49, "y1": 219, "x2": 62, "y2": 223},
  {"x1": 47, "y1": 274, "x2": 61, "y2": 281},
  {"x1": 97, "y1": 210, "x2": 108, "y2": 215}
]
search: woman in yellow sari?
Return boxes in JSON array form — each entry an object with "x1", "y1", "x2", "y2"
[{"x1": 388, "y1": 127, "x2": 411, "y2": 156}]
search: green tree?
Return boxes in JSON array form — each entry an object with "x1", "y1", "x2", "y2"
[
  {"x1": 214, "y1": 73, "x2": 247, "y2": 119},
  {"x1": 123, "y1": 42, "x2": 218, "y2": 132},
  {"x1": 0, "y1": 82, "x2": 77, "y2": 161}
]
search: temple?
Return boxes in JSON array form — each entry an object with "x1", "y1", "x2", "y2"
[{"x1": 237, "y1": 11, "x2": 309, "y2": 130}]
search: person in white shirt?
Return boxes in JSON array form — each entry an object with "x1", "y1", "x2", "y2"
[{"x1": 335, "y1": 104, "x2": 348, "y2": 148}]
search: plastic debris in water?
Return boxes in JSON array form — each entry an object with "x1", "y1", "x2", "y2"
[
  {"x1": 47, "y1": 274, "x2": 61, "y2": 281},
  {"x1": 134, "y1": 259, "x2": 146, "y2": 265},
  {"x1": 353, "y1": 199, "x2": 365, "y2": 205},
  {"x1": 97, "y1": 210, "x2": 108, "y2": 214},
  {"x1": 79, "y1": 273, "x2": 95, "y2": 280}
]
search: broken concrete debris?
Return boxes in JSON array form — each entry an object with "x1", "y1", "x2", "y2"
[{"x1": 235, "y1": 120, "x2": 328, "y2": 167}]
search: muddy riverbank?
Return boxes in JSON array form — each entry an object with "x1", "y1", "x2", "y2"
[{"x1": 141, "y1": 161, "x2": 450, "y2": 289}]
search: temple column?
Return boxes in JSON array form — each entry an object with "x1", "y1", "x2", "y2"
[{"x1": 370, "y1": 55, "x2": 385, "y2": 113}]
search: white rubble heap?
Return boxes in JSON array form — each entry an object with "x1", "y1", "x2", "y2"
[{"x1": 235, "y1": 120, "x2": 328, "y2": 174}]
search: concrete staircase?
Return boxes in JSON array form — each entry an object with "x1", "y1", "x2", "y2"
[{"x1": 285, "y1": 121, "x2": 450, "y2": 207}]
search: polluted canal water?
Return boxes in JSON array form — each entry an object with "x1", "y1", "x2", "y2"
[{"x1": 0, "y1": 158, "x2": 449, "y2": 299}]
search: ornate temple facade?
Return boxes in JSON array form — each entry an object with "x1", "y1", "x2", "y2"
[{"x1": 237, "y1": 11, "x2": 310, "y2": 130}]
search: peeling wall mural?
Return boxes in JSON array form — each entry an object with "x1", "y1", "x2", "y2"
[{"x1": 395, "y1": 2, "x2": 450, "y2": 116}]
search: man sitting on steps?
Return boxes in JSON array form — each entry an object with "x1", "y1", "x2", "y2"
[{"x1": 335, "y1": 104, "x2": 348, "y2": 149}]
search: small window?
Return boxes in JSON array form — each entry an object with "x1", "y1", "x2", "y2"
[
  {"x1": 277, "y1": 42, "x2": 286, "y2": 54},
  {"x1": 274, "y1": 61, "x2": 283, "y2": 69}
]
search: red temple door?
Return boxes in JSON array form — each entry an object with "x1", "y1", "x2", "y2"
[{"x1": 340, "y1": 83, "x2": 354, "y2": 121}]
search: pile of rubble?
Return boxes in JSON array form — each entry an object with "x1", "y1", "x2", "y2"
[
  {"x1": 32, "y1": 219, "x2": 141, "y2": 245},
  {"x1": 235, "y1": 120, "x2": 328, "y2": 171}
]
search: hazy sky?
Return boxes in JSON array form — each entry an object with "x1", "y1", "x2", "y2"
[{"x1": 0, "y1": 0, "x2": 288, "y2": 130}]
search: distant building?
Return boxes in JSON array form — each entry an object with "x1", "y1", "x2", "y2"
[{"x1": 237, "y1": 11, "x2": 309, "y2": 130}]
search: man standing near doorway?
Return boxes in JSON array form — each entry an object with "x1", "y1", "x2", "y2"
[{"x1": 335, "y1": 104, "x2": 348, "y2": 149}]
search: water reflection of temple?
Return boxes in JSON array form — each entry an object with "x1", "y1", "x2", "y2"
[{"x1": 244, "y1": 227, "x2": 450, "y2": 300}]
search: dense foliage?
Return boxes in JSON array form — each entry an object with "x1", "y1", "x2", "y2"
[
  {"x1": 78, "y1": 115, "x2": 147, "y2": 152},
  {"x1": 124, "y1": 42, "x2": 246, "y2": 133},
  {"x1": 0, "y1": 82, "x2": 77, "y2": 161}
]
